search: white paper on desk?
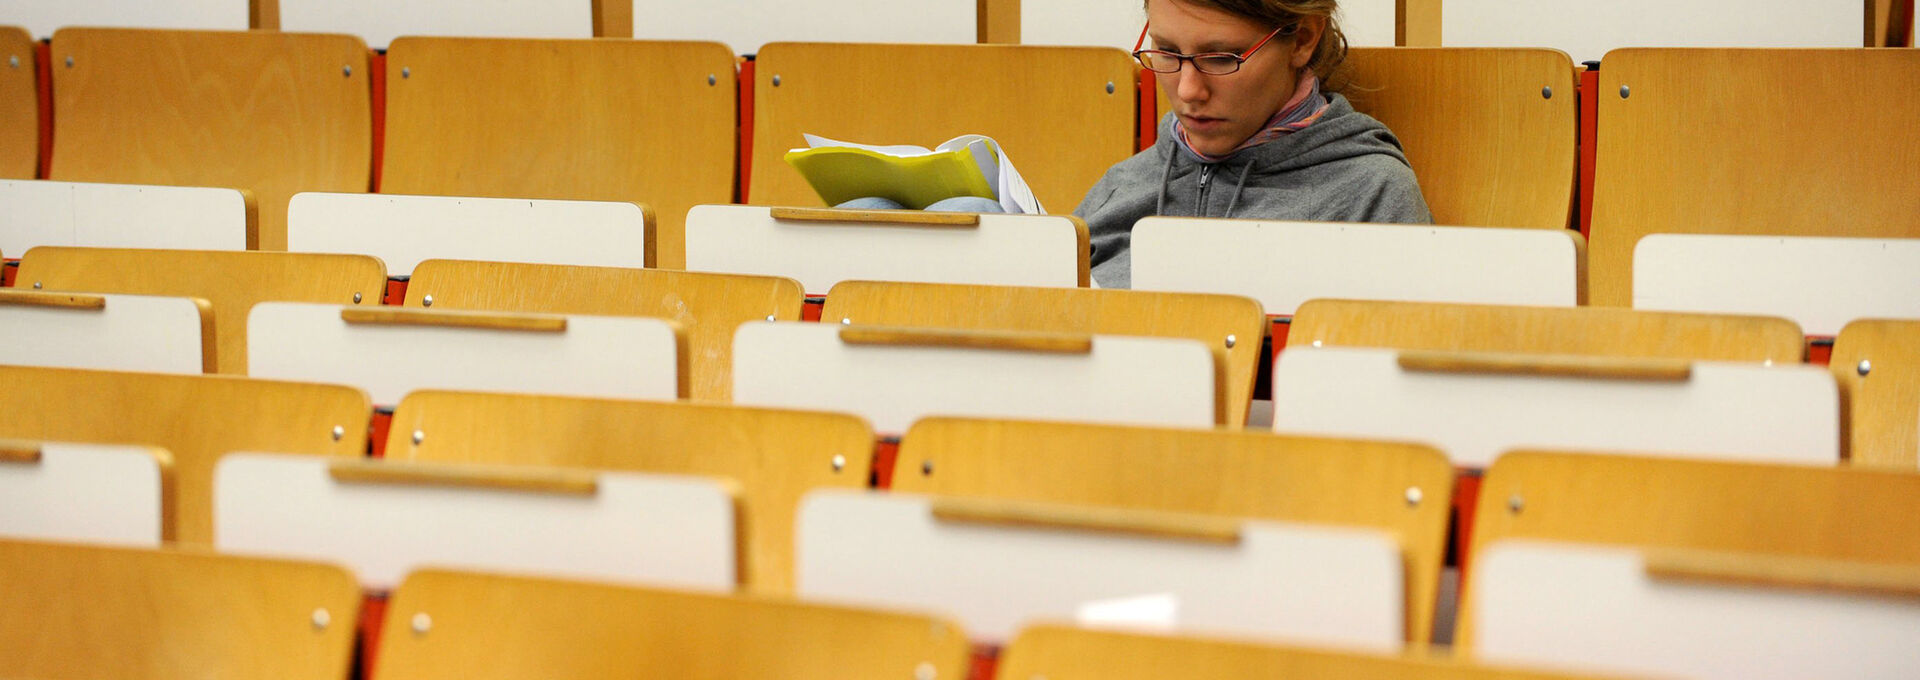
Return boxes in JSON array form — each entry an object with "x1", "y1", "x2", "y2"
[
  {"x1": 797, "y1": 133, "x2": 1045, "y2": 215},
  {"x1": 1075, "y1": 592, "x2": 1179, "y2": 631}
]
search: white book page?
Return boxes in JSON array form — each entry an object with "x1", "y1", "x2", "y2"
[{"x1": 797, "y1": 133, "x2": 936, "y2": 157}]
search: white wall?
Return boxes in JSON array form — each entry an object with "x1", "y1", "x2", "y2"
[
  {"x1": 1443, "y1": 0, "x2": 1863, "y2": 63},
  {"x1": 10, "y1": 0, "x2": 249, "y2": 39},
  {"x1": 631, "y1": 0, "x2": 976, "y2": 54},
  {"x1": 1020, "y1": 0, "x2": 1398, "y2": 49},
  {"x1": 279, "y1": 0, "x2": 593, "y2": 50}
]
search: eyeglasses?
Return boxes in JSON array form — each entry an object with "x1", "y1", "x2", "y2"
[{"x1": 1130, "y1": 21, "x2": 1296, "y2": 75}]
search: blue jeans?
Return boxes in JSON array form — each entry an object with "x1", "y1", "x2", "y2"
[{"x1": 836, "y1": 196, "x2": 1006, "y2": 213}]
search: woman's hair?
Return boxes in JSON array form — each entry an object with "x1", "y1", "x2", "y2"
[{"x1": 1147, "y1": 0, "x2": 1349, "y2": 83}]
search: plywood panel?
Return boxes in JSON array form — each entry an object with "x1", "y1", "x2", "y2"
[
  {"x1": 0, "y1": 27, "x2": 35, "y2": 179},
  {"x1": 1831, "y1": 320, "x2": 1920, "y2": 467},
  {"x1": 381, "y1": 38, "x2": 736, "y2": 269},
  {"x1": 750, "y1": 42, "x2": 1137, "y2": 223},
  {"x1": 16, "y1": 247, "x2": 386, "y2": 374},
  {"x1": 48, "y1": 28, "x2": 372, "y2": 250},
  {"x1": 1589, "y1": 49, "x2": 1920, "y2": 306},
  {"x1": 0, "y1": 365, "x2": 370, "y2": 545},
  {"x1": 1343, "y1": 48, "x2": 1578, "y2": 230}
]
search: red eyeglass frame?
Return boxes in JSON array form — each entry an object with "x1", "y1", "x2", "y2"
[{"x1": 1131, "y1": 21, "x2": 1294, "y2": 74}]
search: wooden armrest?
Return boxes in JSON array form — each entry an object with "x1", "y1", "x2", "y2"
[
  {"x1": 341, "y1": 307, "x2": 567, "y2": 333},
  {"x1": 1645, "y1": 547, "x2": 1920, "y2": 600},
  {"x1": 930, "y1": 496, "x2": 1242, "y2": 545},
  {"x1": 1397, "y1": 351, "x2": 1693, "y2": 382},
  {"x1": 0, "y1": 290, "x2": 106, "y2": 310},
  {"x1": 328, "y1": 459, "x2": 598, "y2": 496},
  {"x1": 839, "y1": 326, "x2": 1094, "y2": 354},
  {"x1": 769, "y1": 206, "x2": 981, "y2": 227},
  {"x1": 0, "y1": 442, "x2": 43, "y2": 464}
]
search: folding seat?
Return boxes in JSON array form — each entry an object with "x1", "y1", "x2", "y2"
[
  {"x1": 275, "y1": 0, "x2": 596, "y2": 50},
  {"x1": 1, "y1": 180, "x2": 251, "y2": 253},
  {"x1": 16, "y1": 247, "x2": 386, "y2": 374},
  {"x1": 732, "y1": 321, "x2": 1216, "y2": 436},
  {"x1": 747, "y1": 42, "x2": 1137, "y2": 223},
  {"x1": 0, "y1": 538, "x2": 360, "y2": 680},
  {"x1": 400, "y1": 259, "x2": 803, "y2": 402},
  {"x1": 382, "y1": 390, "x2": 872, "y2": 594},
  {"x1": 822, "y1": 280, "x2": 1262, "y2": 426},
  {"x1": 1462, "y1": 451, "x2": 1920, "y2": 678},
  {"x1": 1587, "y1": 49, "x2": 1920, "y2": 307},
  {"x1": 380, "y1": 37, "x2": 736, "y2": 268},
  {"x1": 0, "y1": 440, "x2": 171, "y2": 545},
  {"x1": 683, "y1": 205, "x2": 1088, "y2": 295},
  {"x1": 1286, "y1": 299, "x2": 1805, "y2": 364},
  {"x1": 47, "y1": 28, "x2": 370, "y2": 250},
  {"x1": 1001, "y1": 624, "x2": 1637, "y2": 680},
  {"x1": 1831, "y1": 319, "x2": 1920, "y2": 466},
  {"x1": 892, "y1": 417, "x2": 1453, "y2": 643},
  {"x1": 1633, "y1": 233, "x2": 1920, "y2": 342},
  {"x1": 2, "y1": 289, "x2": 213, "y2": 373},
  {"x1": 372, "y1": 568, "x2": 969, "y2": 680},
  {"x1": 0, "y1": 365, "x2": 370, "y2": 544},
  {"x1": 0, "y1": 27, "x2": 33, "y2": 180}
]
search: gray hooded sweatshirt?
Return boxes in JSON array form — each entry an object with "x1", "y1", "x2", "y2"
[{"x1": 1072, "y1": 92, "x2": 1431, "y2": 288}]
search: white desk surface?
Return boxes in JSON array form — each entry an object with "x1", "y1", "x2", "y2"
[
  {"x1": 287, "y1": 192, "x2": 649, "y2": 276},
  {"x1": 1635, "y1": 234, "x2": 1920, "y2": 337},
  {"x1": 1, "y1": 180, "x2": 247, "y2": 254},
  {"x1": 0, "y1": 442, "x2": 166, "y2": 547},
  {"x1": 1, "y1": 292, "x2": 207, "y2": 374}
]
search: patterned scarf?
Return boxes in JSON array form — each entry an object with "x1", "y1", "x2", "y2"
[{"x1": 1174, "y1": 71, "x2": 1331, "y2": 163}]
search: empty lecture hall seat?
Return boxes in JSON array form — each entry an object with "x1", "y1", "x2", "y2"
[
  {"x1": 401, "y1": 259, "x2": 803, "y2": 402},
  {"x1": 215, "y1": 454, "x2": 736, "y2": 591},
  {"x1": 733, "y1": 321, "x2": 1216, "y2": 435},
  {"x1": 1, "y1": 180, "x2": 251, "y2": 253},
  {"x1": 1271, "y1": 347, "x2": 1839, "y2": 470},
  {"x1": 683, "y1": 205, "x2": 1088, "y2": 294},
  {"x1": 247, "y1": 303, "x2": 687, "y2": 406},
  {"x1": 893, "y1": 417, "x2": 1453, "y2": 643},
  {"x1": 1130, "y1": 219, "x2": 1584, "y2": 316},
  {"x1": 276, "y1": 0, "x2": 595, "y2": 50},
  {"x1": 0, "y1": 365, "x2": 370, "y2": 544},
  {"x1": 287, "y1": 193, "x2": 651, "y2": 279},
  {"x1": 1832, "y1": 319, "x2": 1920, "y2": 467},
  {"x1": 821, "y1": 280, "x2": 1265, "y2": 427},
  {"x1": 1, "y1": 290, "x2": 213, "y2": 374},
  {"x1": 0, "y1": 440, "x2": 170, "y2": 545},
  {"x1": 1, "y1": 26, "x2": 33, "y2": 180},
  {"x1": 372, "y1": 569, "x2": 969, "y2": 680},
  {"x1": 627, "y1": 0, "x2": 975, "y2": 52},
  {"x1": 382, "y1": 390, "x2": 871, "y2": 594},
  {"x1": 1341, "y1": 48, "x2": 1578, "y2": 230},
  {"x1": 1000, "y1": 624, "x2": 1635, "y2": 680},
  {"x1": 0, "y1": 538, "x2": 359, "y2": 680},
  {"x1": 380, "y1": 37, "x2": 736, "y2": 269},
  {"x1": 1440, "y1": 0, "x2": 1863, "y2": 64},
  {"x1": 748, "y1": 42, "x2": 1137, "y2": 218},
  {"x1": 1461, "y1": 452, "x2": 1920, "y2": 677},
  {"x1": 1286, "y1": 299, "x2": 1806, "y2": 364},
  {"x1": 1587, "y1": 49, "x2": 1920, "y2": 307},
  {"x1": 1633, "y1": 234, "x2": 1920, "y2": 339},
  {"x1": 47, "y1": 28, "x2": 371, "y2": 251},
  {"x1": 798, "y1": 489, "x2": 1404, "y2": 650},
  {"x1": 16, "y1": 247, "x2": 386, "y2": 374}
]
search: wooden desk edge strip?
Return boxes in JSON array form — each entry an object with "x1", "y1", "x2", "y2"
[
  {"x1": 1397, "y1": 351, "x2": 1693, "y2": 382},
  {"x1": 930, "y1": 496, "x2": 1243, "y2": 545},
  {"x1": 1645, "y1": 547, "x2": 1920, "y2": 600},
  {"x1": 328, "y1": 459, "x2": 599, "y2": 496},
  {"x1": 0, "y1": 290, "x2": 106, "y2": 310},
  {"x1": 839, "y1": 326, "x2": 1094, "y2": 354},
  {"x1": 341, "y1": 307, "x2": 567, "y2": 333},
  {"x1": 770, "y1": 206, "x2": 981, "y2": 227}
]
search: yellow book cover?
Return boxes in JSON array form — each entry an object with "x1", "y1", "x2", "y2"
[{"x1": 785, "y1": 134, "x2": 1036, "y2": 211}]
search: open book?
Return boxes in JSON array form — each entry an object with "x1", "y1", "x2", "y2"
[{"x1": 785, "y1": 134, "x2": 1044, "y2": 214}]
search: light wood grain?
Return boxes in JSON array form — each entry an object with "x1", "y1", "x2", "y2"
[
  {"x1": 385, "y1": 390, "x2": 872, "y2": 594},
  {"x1": 0, "y1": 442, "x2": 42, "y2": 463},
  {"x1": 769, "y1": 206, "x2": 980, "y2": 226},
  {"x1": 405, "y1": 259, "x2": 803, "y2": 402},
  {"x1": 931, "y1": 496, "x2": 1244, "y2": 544},
  {"x1": 1645, "y1": 547, "x2": 1920, "y2": 600},
  {"x1": 1398, "y1": 351, "x2": 1693, "y2": 382},
  {"x1": 1462, "y1": 451, "x2": 1920, "y2": 647},
  {"x1": 1831, "y1": 319, "x2": 1920, "y2": 467},
  {"x1": 1590, "y1": 49, "x2": 1920, "y2": 306},
  {"x1": 594, "y1": 0, "x2": 632, "y2": 37},
  {"x1": 894, "y1": 417, "x2": 1453, "y2": 642},
  {"x1": 0, "y1": 290, "x2": 106, "y2": 310},
  {"x1": 382, "y1": 38, "x2": 735, "y2": 269},
  {"x1": 749, "y1": 42, "x2": 1136, "y2": 219},
  {"x1": 17, "y1": 247, "x2": 386, "y2": 374},
  {"x1": 0, "y1": 26, "x2": 33, "y2": 179},
  {"x1": 376, "y1": 569, "x2": 969, "y2": 680},
  {"x1": 822, "y1": 280, "x2": 1265, "y2": 427},
  {"x1": 327, "y1": 458, "x2": 600, "y2": 496},
  {"x1": 0, "y1": 538, "x2": 359, "y2": 680},
  {"x1": 1399, "y1": 0, "x2": 1444, "y2": 46},
  {"x1": 339, "y1": 307, "x2": 567, "y2": 333},
  {"x1": 1343, "y1": 48, "x2": 1577, "y2": 230},
  {"x1": 48, "y1": 28, "x2": 371, "y2": 250},
  {"x1": 1000, "y1": 624, "x2": 1632, "y2": 680},
  {"x1": 0, "y1": 365, "x2": 370, "y2": 544},
  {"x1": 1289, "y1": 299, "x2": 1806, "y2": 364},
  {"x1": 839, "y1": 326, "x2": 1094, "y2": 354}
]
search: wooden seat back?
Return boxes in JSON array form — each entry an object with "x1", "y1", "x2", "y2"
[
  {"x1": 1831, "y1": 319, "x2": 1920, "y2": 467},
  {"x1": 381, "y1": 37, "x2": 737, "y2": 268},
  {"x1": 0, "y1": 27, "x2": 34, "y2": 179},
  {"x1": 48, "y1": 28, "x2": 371, "y2": 250}
]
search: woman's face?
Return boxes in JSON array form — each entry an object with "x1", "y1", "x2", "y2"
[{"x1": 1145, "y1": 0, "x2": 1321, "y2": 157}]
